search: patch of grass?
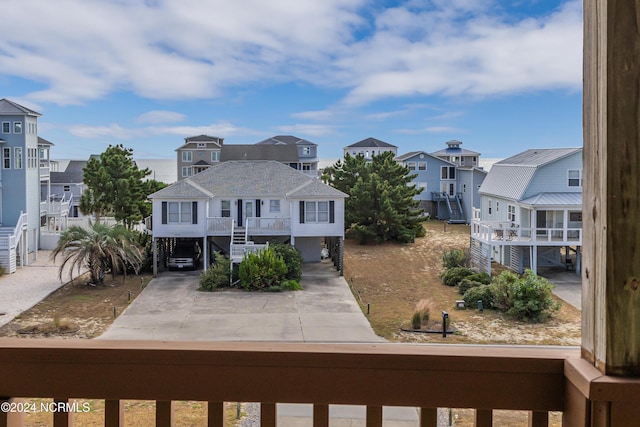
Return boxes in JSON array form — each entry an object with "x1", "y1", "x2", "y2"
[{"x1": 344, "y1": 220, "x2": 581, "y2": 345}]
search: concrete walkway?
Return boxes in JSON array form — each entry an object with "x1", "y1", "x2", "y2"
[{"x1": 0, "y1": 250, "x2": 81, "y2": 328}]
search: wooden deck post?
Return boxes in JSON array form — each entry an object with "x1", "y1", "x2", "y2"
[
  {"x1": 582, "y1": 0, "x2": 640, "y2": 377},
  {"x1": 571, "y1": 0, "x2": 640, "y2": 424}
]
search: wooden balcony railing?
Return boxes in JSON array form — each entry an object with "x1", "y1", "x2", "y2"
[{"x1": 0, "y1": 340, "x2": 602, "y2": 427}]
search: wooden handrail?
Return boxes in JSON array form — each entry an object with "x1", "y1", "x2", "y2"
[{"x1": 0, "y1": 340, "x2": 576, "y2": 412}]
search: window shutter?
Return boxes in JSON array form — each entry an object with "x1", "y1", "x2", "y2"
[
  {"x1": 237, "y1": 199, "x2": 243, "y2": 225},
  {"x1": 329, "y1": 201, "x2": 335, "y2": 223},
  {"x1": 192, "y1": 201, "x2": 198, "y2": 224},
  {"x1": 299, "y1": 201, "x2": 305, "y2": 224},
  {"x1": 256, "y1": 199, "x2": 261, "y2": 217},
  {"x1": 162, "y1": 202, "x2": 167, "y2": 224}
]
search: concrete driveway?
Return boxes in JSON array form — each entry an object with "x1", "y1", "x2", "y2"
[{"x1": 99, "y1": 261, "x2": 384, "y2": 342}]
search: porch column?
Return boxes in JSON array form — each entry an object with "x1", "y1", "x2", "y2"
[
  {"x1": 583, "y1": 0, "x2": 640, "y2": 377},
  {"x1": 152, "y1": 237, "x2": 158, "y2": 277},
  {"x1": 203, "y1": 236, "x2": 208, "y2": 271},
  {"x1": 564, "y1": 1, "x2": 640, "y2": 425},
  {"x1": 563, "y1": 209, "x2": 568, "y2": 241}
]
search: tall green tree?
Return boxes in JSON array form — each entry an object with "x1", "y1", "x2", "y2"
[
  {"x1": 80, "y1": 144, "x2": 158, "y2": 228},
  {"x1": 324, "y1": 151, "x2": 424, "y2": 244},
  {"x1": 51, "y1": 222, "x2": 144, "y2": 285}
]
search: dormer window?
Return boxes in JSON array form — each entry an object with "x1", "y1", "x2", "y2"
[{"x1": 197, "y1": 143, "x2": 206, "y2": 148}]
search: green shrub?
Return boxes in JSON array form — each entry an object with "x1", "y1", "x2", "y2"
[
  {"x1": 442, "y1": 249, "x2": 467, "y2": 269},
  {"x1": 457, "y1": 278, "x2": 483, "y2": 295},
  {"x1": 270, "y1": 243, "x2": 303, "y2": 281},
  {"x1": 463, "y1": 285, "x2": 495, "y2": 309},
  {"x1": 502, "y1": 270, "x2": 561, "y2": 322},
  {"x1": 281, "y1": 279, "x2": 303, "y2": 291},
  {"x1": 467, "y1": 272, "x2": 491, "y2": 285},
  {"x1": 199, "y1": 252, "x2": 230, "y2": 291},
  {"x1": 441, "y1": 266, "x2": 475, "y2": 287},
  {"x1": 490, "y1": 270, "x2": 521, "y2": 312},
  {"x1": 239, "y1": 248, "x2": 287, "y2": 291},
  {"x1": 0, "y1": 263, "x2": 5, "y2": 276}
]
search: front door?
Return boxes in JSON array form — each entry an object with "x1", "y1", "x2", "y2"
[{"x1": 243, "y1": 200, "x2": 254, "y2": 227}]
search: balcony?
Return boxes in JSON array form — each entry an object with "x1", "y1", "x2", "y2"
[
  {"x1": 206, "y1": 217, "x2": 291, "y2": 237},
  {"x1": 1, "y1": 340, "x2": 634, "y2": 427},
  {"x1": 471, "y1": 221, "x2": 582, "y2": 246}
]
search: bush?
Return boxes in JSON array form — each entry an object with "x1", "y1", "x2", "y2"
[
  {"x1": 463, "y1": 285, "x2": 495, "y2": 309},
  {"x1": 502, "y1": 270, "x2": 561, "y2": 322},
  {"x1": 239, "y1": 248, "x2": 287, "y2": 291},
  {"x1": 442, "y1": 249, "x2": 467, "y2": 269},
  {"x1": 457, "y1": 278, "x2": 483, "y2": 295},
  {"x1": 270, "y1": 243, "x2": 303, "y2": 281},
  {"x1": 199, "y1": 252, "x2": 230, "y2": 291},
  {"x1": 411, "y1": 299, "x2": 435, "y2": 329},
  {"x1": 441, "y1": 266, "x2": 475, "y2": 287},
  {"x1": 490, "y1": 270, "x2": 521, "y2": 312}
]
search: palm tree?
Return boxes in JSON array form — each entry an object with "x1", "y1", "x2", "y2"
[{"x1": 51, "y1": 222, "x2": 144, "y2": 284}]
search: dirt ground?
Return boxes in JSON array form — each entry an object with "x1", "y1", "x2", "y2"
[
  {"x1": 0, "y1": 274, "x2": 151, "y2": 339},
  {"x1": 344, "y1": 220, "x2": 581, "y2": 345}
]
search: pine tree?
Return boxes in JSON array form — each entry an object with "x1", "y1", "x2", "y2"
[
  {"x1": 325, "y1": 151, "x2": 424, "y2": 244},
  {"x1": 80, "y1": 144, "x2": 155, "y2": 228}
]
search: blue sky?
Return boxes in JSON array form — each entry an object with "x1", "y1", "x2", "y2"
[{"x1": 0, "y1": 0, "x2": 582, "y2": 161}]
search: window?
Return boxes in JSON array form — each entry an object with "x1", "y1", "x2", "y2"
[
  {"x1": 64, "y1": 185, "x2": 71, "y2": 192},
  {"x1": 416, "y1": 182, "x2": 427, "y2": 191},
  {"x1": 508, "y1": 205, "x2": 516, "y2": 222},
  {"x1": 211, "y1": 151, "x2": 220, "y2": 162},
  {"x1": 441, "y1": 166, "x2": 456, "y2": 180},
  {"x1": 568, "y1": 170, "x2": 582, "y2": 187},
  {"x1": 407, "y1": 162, "x2": 416, "y2": 170},
  {"x1": 2, "y1": 122, "x2": 9, "y2": 133},
  {"x1": 302, "y1": 146, "x2": 311, "y2": 155},
  {"x1": 3, "y1": 148, "x2": 10, "y2": 169},
  {"x1": 269, "y1": 200, "x2": 280, "y2": 213},
  {"x1": 168, "y1": 202, "x2": 192, "y2": 223},
  {"x1": 13, "y1": 122, "x2": 22, "y2": 134},
  {"x1": 182, "y1": 151, "x2": 192, "y2": 162},
  {"x1": 570, "y1": 212, "x2": 582, "y2": 222},
  {"x1": 181, "y1": 167, "x2": 193, "y2": 177},
  {"x1": 39, "y1": 148, "x2": 48, "y2": 161},
  {"x1": 488, "y1": 199, "x2": 492, "y2": 215},
  {"x1": 197, "y1": 143, "x2": 206, "y2": 148},
  {"x1": 496, "y1": 202, "x2": 499, "y2": 212},
  {"x1": 221, "y1": 200, "x2": 231, "y2": 217},
  {"x1": 418, "y1": 162, "x2": 427, "y2": 171},
  {"x1": 27, "y1": 148, "x2": 37, "y2": 168},
  {"x1": 305, "y1": 201, "x2": 329, "y2": 223},
  {"x1": 14, "y1": 147, "x2": 22, "y2": 169}
]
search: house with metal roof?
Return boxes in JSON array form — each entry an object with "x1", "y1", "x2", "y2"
[
  {"x1": 395, "y1": 142, "x2": 487, "y2": 224},
  {"x1": 470, "y1": 147, "x2": 583, "y2": 275},
  {"x1": 148, "y1": 160, "x2": 347, "y2": 275},
  {"x1": 431, "y1": 139, "x2": 481, "y2": 168},
  {"x1": 343, "y1": 137, "x2": 398, "y2": 160}
]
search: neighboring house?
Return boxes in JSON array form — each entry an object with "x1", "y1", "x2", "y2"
[
  {"x1": 431, "y1": 139, "x2": 481, "y2": 168},
  {"x1": 343, "y1": 137, "x2": 398, "y2": 160},
  {"x1": 395, "y1": 150, "x2": 487, "y2": 223},
  {"x1": 0, "y1": 99, "x2": 69, "y2": 272},
  {"x1": 147, "y1": 161, "x2": 347, "y2": 276},
  {"x1": 176, "y1": 135, "x2": 223, "y2": 180},
  {"x1": 470, "y1": 148, "x2": 583, "y2": 275},
  {"x1": 255, "y1": 135, "x2": 320, "y2": 177},
  {"x1": 47, "y1": 159, "x2": 86, "y2": 220}
]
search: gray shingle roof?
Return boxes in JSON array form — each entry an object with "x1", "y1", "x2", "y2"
[
  {"x1": 175, "y1": 135, "x2": 223, "y2": 150},
  {"x1": 50, "y1": 160, "x2": 87, "y2": 184},
  {"x1": 0, "y1": 98, "x2": 41, "y2": 116},
  {"x1": 149, "y1": 161, "x2": 347, "y2": 199},
  {"x1": 220, "y1": 144, "x2": 299, "y2": 162},
  {"x1": 395, "y1": 151, "x2": 455, "y2": 164},
  {"x1": 255, "y1": 135, "x2": 317, "y2": 146},
  {"x1": 346, "y1": 137, "x2": 397, "y2": 148},
  {"x1": 38, "y1": 137, "x2": 55, "y2": 146}
]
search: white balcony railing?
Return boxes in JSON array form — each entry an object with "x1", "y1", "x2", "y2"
[
  {"x1": 471, "y1": 220, "x2": 582, "y2": 245},
  {"x1": 245, "y1": 217, "x2": 291, "y2": 235}
]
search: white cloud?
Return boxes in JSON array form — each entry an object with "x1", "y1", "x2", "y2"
[
  {"x1": 0, "y1": 0, "x2": 582, "y2": 107},
  {"x1": 68, "y1": 121, "x2": 260, "y2": 140},
  {"x1": 136, "y1": 110, "x2": 186, "y2": 124},
  {"x1": 396, "y1": 126, "x2": 465, "y2": 135}
]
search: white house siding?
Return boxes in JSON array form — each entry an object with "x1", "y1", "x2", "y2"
[
  {"x1": 151, "y1": 199, "x2": 207, "y2": 238},
  {"x1": 289, "y1": 198, "x2": 345, "y2": 238},
  {"x1": 208, "y1": 197, "x2": 291, "y2": 221}
]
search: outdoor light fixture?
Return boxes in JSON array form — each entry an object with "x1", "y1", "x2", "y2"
[{"x1": 442, "y1": 311, "x2": 449, "y2": 338}]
